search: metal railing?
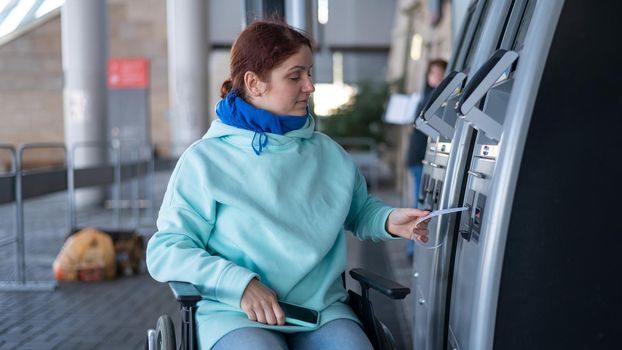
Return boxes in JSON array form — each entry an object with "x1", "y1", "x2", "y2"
[
  {"x1": 0, "y1": 141, "x2": 161, "y2": 292},
  {"x1": 0, "y1": 144, "x2": 17, "y2": 249},
  {"x1": 1, "y1": 143, "x2": 68, "y2": 291}
]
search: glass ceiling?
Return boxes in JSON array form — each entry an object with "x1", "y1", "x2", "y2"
[{"x1": 0, "y1": 0, "x2": 64, "y2": 43}]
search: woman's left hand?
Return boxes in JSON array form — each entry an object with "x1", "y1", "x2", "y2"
[{"x1": 386, "y1": 208, "x2": 430, "y2": 243}]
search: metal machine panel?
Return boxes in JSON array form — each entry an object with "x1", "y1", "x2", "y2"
[
  {"x1": 491, "y1": 1, "x2": 621, "y2": 348},
  {"x1": 446, "y1": 1, "x2": 567, "y2": 349},
  {"x1": 410, "y1": 0, "x2": 518, "y2": 349},
  {"x1": 413, "y1": 237, "x2": 435, "y2": 300},
  {"x1": 480, "y1": 79, "x2": 513, "y2": 126},
  {"x1": 413, "y1": 287, "x2": 429, "y2": 350},
  {"x1": 438, "y1": 95, "x2": 462, "y2": 137},
  {"x1": 447, "y1": 227, "x2": 478, "y2": 349},
  {"x1": 448, "y1": 157, "x2": 494, "y2": 349}
]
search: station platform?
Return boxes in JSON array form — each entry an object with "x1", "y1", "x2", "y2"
[{"x1": 0, "y1": 170, "x2": 414, "y2": 350}]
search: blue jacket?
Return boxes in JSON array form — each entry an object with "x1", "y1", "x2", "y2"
[{"x1": 146, "y1": 116, "x2": 396, "y2": 349}]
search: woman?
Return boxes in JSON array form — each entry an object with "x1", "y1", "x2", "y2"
[{"x1": 147, "y1": 20, "x2": 430, "y2": 350}]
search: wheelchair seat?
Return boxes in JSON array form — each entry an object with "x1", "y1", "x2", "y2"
[{"x1": 146, "y1": 268, "x2": 410, "y2": 350}]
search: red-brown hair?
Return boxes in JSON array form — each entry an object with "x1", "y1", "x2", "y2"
[{"x1": 220, "y1": 20, "x2": 313, "y2": 98}]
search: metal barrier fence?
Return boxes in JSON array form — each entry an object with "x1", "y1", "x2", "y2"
[
  {"x1": 0, "y1": 144, "x2": 18, "y2": 283},
  {"x1": 0, "y1": 141, "x2": 160, "y2": 292}
]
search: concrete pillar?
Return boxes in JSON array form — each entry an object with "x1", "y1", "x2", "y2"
[
  {"x1": 167, "y1": 0, "x2": 209, "y2": 157},
  {"x1": 61, "y1": 0, "x2": 108, "y2": 206}
]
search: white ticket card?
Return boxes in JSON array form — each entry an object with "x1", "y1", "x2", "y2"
[{"x1": 415, "y1": 206, "x2": 470, "y2": 227}]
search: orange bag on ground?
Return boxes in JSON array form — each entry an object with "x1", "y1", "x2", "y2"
[{"x1": 53, "y1": 227, "x2": 117, "y2": 281}]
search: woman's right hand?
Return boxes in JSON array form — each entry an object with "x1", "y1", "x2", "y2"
[{"x1": 240, "y1": 278, "x2": 285, "y2": 325}]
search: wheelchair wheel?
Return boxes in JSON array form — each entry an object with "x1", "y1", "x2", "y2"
[{"x1": 155, "y1": 314, "x2": 176, "y2": 350}]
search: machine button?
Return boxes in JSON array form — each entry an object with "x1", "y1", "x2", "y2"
[
  {"x1": 483, "y1": 145, "x2": 490, "y2": 156},
  {"x1": 418, "y1": 297, "x2": 426, "y2": 305}
]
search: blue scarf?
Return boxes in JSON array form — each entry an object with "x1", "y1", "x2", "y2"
[{"x1": 215, "y1": 91, "x2": 308, "y2": 155}]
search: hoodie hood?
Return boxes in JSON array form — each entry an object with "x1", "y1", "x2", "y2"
[{"x1": 203, "y1": 115, "x2": 316, "y2": 152}]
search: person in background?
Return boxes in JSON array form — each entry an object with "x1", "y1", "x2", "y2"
[
  {"x1": 405, "y1": 59, "x2": 447, "y2": 259},
  {"x1": 147, "y1": 20, "x2": 430, "y2": 350}
]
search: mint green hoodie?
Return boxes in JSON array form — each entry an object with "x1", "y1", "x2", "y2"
[{"x1": 146, "y1": 116, "x2": 396, "y2": 349}]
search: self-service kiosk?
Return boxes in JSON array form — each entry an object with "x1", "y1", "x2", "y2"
[
  {"x1": 409, "y1": 1, "x2": 514, "y2": 348},
  {"x1": 445, "y1": 0, "x2": 621, "y2": 349}
]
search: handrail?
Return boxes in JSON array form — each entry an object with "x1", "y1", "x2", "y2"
[
  {"x1": 11, "y1": 142, "x2": 66, "y2": 290},
  {"x1": 116, "y1": 141, "x2": 155, "y2": 228},
  {"x1": 0, "y1": 142, "x2": 161, "y2": 205},
  {"x1": 0, "y1": 141, "x2": 162, "y2": 291},
  {"x1": 137, "y1": 143, "x2": 156, "y2": 226},
  {"x1": 67, "y1": 140, "x2": 157, "y2": 231}
]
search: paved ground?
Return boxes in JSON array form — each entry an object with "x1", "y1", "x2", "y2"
[
  {"x1": 0, "y1": 169, "x2": 415, "y2": 350},
  {"x1": 0, "y1": 275, "x2": 178, "y2": 349}
]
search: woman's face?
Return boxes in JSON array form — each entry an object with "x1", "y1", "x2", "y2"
[
  {"x1": 250, "y1": 46, "x2": 315, "y2": 116},
  {"x1": 427, "y1": 64, "x2": 445, "y2": 88}
]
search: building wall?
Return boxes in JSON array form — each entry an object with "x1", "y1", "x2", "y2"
[
  {"x1": 404, "y1": 0, "x2": 452, "y2": 92},
  {"x1": 0, "y1": 13, "x2": 63, "y2": 170},
  {"x1": 0, "y1": 0, "x2": 171, "y2": 166},
  {"x1": 0, "y1": 15, "x2": 63, "y2": 149},
  {"x1": 388, "y1": 0, "x2": 452, "y2": 94},
  {"x1": 386, "y1": 0, "x2": 453, "y2": 194}
]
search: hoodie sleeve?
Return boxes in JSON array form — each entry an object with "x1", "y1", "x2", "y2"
[
  {"x1": 146, "y1": 145, "x2": 258, "y2": 308},
  {"x1": 344, "y1": 169, "x2": 399, "y2": 241}
]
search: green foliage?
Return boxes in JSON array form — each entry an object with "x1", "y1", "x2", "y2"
[{"x1": 318, "y1": 82, "x2": 389, "y2": 145}]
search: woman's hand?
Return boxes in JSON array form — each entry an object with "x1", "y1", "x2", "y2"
[
  {"x1": 240, "y1": 278, "x2": 285, "y2": 325},
  {"x1": 385, "y1": 208, "x2": 430, "y2": 243}
]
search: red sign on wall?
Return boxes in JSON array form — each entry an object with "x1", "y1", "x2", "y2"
[{"x1": 108, "y1": 58, "x2": 149, "y2": 88}]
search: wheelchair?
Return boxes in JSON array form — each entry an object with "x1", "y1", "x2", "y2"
[{"x1": 146, "y1": 268, "x2": 410, "y2": 350}]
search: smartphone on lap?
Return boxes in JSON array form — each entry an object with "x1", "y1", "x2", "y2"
[{"x1": 278, "y1": 301, "x2": 320, "y2": 327}]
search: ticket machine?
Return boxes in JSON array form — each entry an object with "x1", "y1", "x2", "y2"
[
  {"x1": 446, "y1": 0, "x2": 621, "y2": 349},
  {"x1": 409, "y1": 1, "x2": 517, "y2": 348}
]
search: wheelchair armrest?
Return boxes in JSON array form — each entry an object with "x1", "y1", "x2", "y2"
[
  {"x1": 349, "y1": 268, "x2": 410, "y2": 300},
  {"x1": 168, "y1": 281, "x2": 202, "y2": 307}
]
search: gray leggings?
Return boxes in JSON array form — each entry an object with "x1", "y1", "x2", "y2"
[{"x1": 211, "y1": 319, "x2": 374, "y2": 350}]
